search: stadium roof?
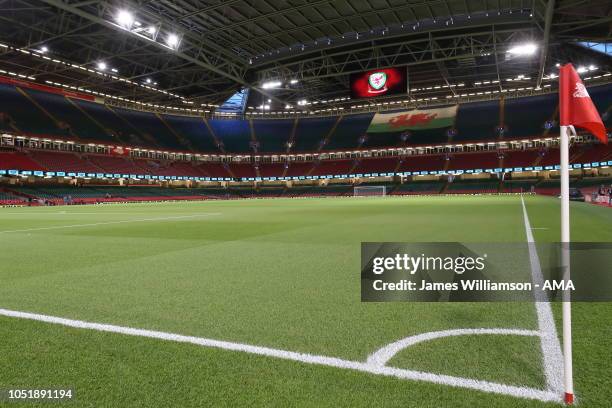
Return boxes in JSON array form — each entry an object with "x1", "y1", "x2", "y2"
[{"x1": 0, "y1": 0, "x2": 611, "y2": 114}]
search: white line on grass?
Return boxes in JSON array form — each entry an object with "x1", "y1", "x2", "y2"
[
  {"x1": 0, "y1": 308, "x2": 561, "y2": 403},
  {"x1": 0, "y1": 213, "x2": 222, "y2": 234},
  {"x1": 366, "y1": 328, "x2": 540, "y2": 367},
  {"x1": 521, "y1": 196, "x2": 564, "y2": 394}
]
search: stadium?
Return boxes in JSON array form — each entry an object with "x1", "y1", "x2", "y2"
[{"x1": 0, "y1": 0, "x2": 611, "y2": 406}]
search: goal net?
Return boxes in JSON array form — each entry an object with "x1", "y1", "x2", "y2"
[{"x1": 354, "y1": 185, "x2": 386, "y2": 197}]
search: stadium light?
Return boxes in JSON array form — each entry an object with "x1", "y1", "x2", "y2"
[
  {"x1": 506, "y1": 43, "x2": 537, "y2": 56},
  {"x1": 40, "y1": 46, "x2": 48, "y2": 53},
  {"x1": 97, "y1": 62, "x2": 107, "y2": 71},
  {"x1": 261, "y1": 80, "x2": 282, "y2": 89},
  {"x1": 166, "y1": 34, "x2": 180, "y2": 49},
  {"x1": 290, "y1": 79, "x2": 298, "y2": 84},
  {"x1": 146, "y1": 78, "x2": 152, "y2": 84},
  {"x1": 147, "y1": 26, "x2": 156, "y2": 35},
  {"x1": 116, "y1": 10, "x2": 134, "y2": 28},
  {"x1": 577, "y1": 66, "x2": 588, "y2": 73},
  {"x1": 297, "y1": 99, "x2": 308, "y2": 106}
]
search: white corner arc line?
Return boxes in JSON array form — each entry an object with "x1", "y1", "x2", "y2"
[
  {"x1": 366, "y1": 328, "x2": 540, "y2": 367},
  {"x1": 0, "y1": 213, "x2": 221, "y2": 234},
  {"x1": 0, "y1": 308, "x2": 561, "y2": 404},
  {"x1": 520, "y1": 196, "x2": 564, "y2": 394}
]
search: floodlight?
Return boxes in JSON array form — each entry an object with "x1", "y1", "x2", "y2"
[
  {"x1": 97, "y1": 62, "x2": 107, "y2": 71},
  {"x1": 166, "y1": 34, "x2": 180, "y2": 48},
  {"x1": 146, "y1": 78, "x2": 152, "y2": 84},
  {"x1": 147, "y1": 26, "x2": 156, "y2": 35},
  {"x1": 261, "y1": 80, "x2": 282, "y2": 89},
  {"x1": 577, "y1": 66, "x2": 587, "y2": 73},
  {"x1": 506, "y1": 43, "x2": 537, "y2": 56},
  {"x1": 116, "y1": 10, "x2": 134, "y2": 28},
  {"x1": 40, "y1": 46, "x2": 48, "y2": 53},
  {"x1": 290, "y1": 79, "x2": 298, "y2": 84}
]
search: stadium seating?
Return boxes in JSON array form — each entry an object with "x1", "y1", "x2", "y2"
[
  {"x1": 2, "y1": 82, "x2": 611, "y2": 157},
  {"x1": 113, "y1": 108, "x2": 184, "y2": 150},
  {"x1": 327, "y1": 114, "x2": 373, "y2": 150},
  {"x1": 72, "y1": 99, "x2": 142, "y2": 145},
  {"x1": 0, "y1": 151, "x2": 44, "y2": 170},
  {"x1": 455, "y1": 100, "x2": 499, "y2": 142},
  {"x1": 293, "y1": 117, "x2": 337, "y2": 152},
  {"x1": 504, "y1": 94, "x2": 558, "y2": 138},
  {"x1": 253, "y1": 119, "x2": 293, "y2": 153},
  {"x1": 24, "y1": 89, "x2": 114, "y2": 142},
  {"x1": 208, "y1": 119, "x2": 251, "y2": 152},
  {"x1": 0, "y1": 84, "x2": 62, "y2": 135},
  {"x1": 447, "y1": 152, "x2": 499, "y2": 170}
]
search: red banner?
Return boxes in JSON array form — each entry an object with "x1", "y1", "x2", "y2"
[{"x1": 0, "y1": 75, "x2": 99, "y2": 103}]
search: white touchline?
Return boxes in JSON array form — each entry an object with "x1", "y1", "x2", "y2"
[
  {"x1": 521, "y1": 196, "x2": 565, "y2": 395},
  {"x1": 0, "y1": 213, "x2": 222, "y2": 234},
  {"x1": 0, "y1": 308, "x2": 561, "y2": 403}
]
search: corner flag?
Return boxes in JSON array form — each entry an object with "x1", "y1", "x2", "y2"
[
  {"x1": 559, "y1": 64, "x2": 607, "y2": 144},
  {"x1": 557, "y1": 64, "x2": 606, "y2": 405}
]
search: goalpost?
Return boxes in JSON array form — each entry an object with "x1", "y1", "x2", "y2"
[{"x1": 354, "y1": 185, "x2": 386, "y2": 197}]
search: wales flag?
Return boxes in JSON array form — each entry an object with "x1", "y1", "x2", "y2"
[{"x1": 367, "y1": 105, "x2": 458, "y2": 133}]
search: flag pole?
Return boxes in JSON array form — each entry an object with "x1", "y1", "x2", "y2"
[{"x1": 559, "y1": 124, "x2": 574, "y2": 405}]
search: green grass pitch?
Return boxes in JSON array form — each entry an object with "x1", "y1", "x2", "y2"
[{"x1": 0, "y1": 195, "x2": 610, "y2": 407}]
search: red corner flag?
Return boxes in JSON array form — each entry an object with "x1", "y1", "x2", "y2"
[{"x1": 559, "y1": 63, "x2": 608, "y2": 144}]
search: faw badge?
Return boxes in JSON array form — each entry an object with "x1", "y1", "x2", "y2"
[{"x1": 368, "y1": 72, "x2": 388, "y2": 94}]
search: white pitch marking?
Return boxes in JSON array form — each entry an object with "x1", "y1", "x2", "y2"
[
  {"x1": 367, "y1": 328, "x2": 540, "y2": 367},
  {"x1": 521, "y1": 196, "x2": 564, "y2": 394},
  {"x1": 0, "y1": 213, "x2": 221, "y2": 234},
  {"x1": 0, "y1": 308, "x2": 561, "y2": 403}
]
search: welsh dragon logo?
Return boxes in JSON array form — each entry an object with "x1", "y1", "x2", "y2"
[{"x1": 368, "y1": 72, "x2": 388, "y2": 94}]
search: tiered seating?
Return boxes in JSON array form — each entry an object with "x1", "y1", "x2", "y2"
[
  {"x1": 25, "y1": 89, "x2": 114, "y2": 142},
  {"x1": 253, "y1": 119, "x2": 293, "y2": 153},
  {"x1": 0, "y1": 151, "x2": 44, "y2": 170},
  {"x1": 285, "y1": 162, "x2": 314, "y2": 177},
  {"x1": 29, "y1": 150, "x2": 100, "y2": 173},
  {"x1": 505, "y1": 95, "x2": 557, "y2": 138},
  {"x1": 161, "y1": 114, "x2": 219, "y2": 152},
  {"x1": 72, "y1": 99, "x2": 141, "y2": 145},
  {"x1": 114, "y1": 108, "x2": 182, "y2": 150},
  {"x1": 447, "y1": 152, "x2": 499, "y2": 170},
  {"x1": 502, "y1": 149, "x2": 540, "y2": 168},
  {"x1": 88, "y1": 155, "x2": 149, "y2": 174},
  {"x1": 208, "y1": 119, "x2": 251, "y2": 152},
  {"x1": 198, "y1": 162, "x2": 233, "y2": 178},
  {"x1": 310, "y1": 160, "x2": 354, "y2": 176},
  {"x1": 230, "y1": 163, "x2": 257, "y2": 178},
  {"x1": 455, "y1": 100, "x2": 499, "y2": 142},
  {"x1": 398, "y1": 154, "x2": 447, "y2": 172},
  {"x1": 258, "y1": 162, "x2": 286, "y2": 177},
  {"x1": 0, "y1": 84, "x2": 61, "y2": 135},
  {"x1": 327, "y1": 114, "x2": 373, "y2": 150},
  {"x1": 352, "y1": 157, "x2": 398, "y2": 174},
  {"x1": 293, "y1": 117, "x2": 336, "y2": 152},
  {"x1": 571, "y1": 143, "x2": 611, "y2": 164}
]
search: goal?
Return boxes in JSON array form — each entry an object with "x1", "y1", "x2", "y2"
[{"x1": 354, "y1": 185, "x2": 387, "y2": 197}]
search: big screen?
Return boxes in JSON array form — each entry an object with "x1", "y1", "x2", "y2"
[{"x1": 350, "y1": 67, "x2": 408, "y2": 99}]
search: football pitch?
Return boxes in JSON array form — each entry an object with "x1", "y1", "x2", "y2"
[{"x1": 0, "y1": 195, "x2": 610, "y2": 407}]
